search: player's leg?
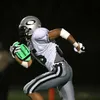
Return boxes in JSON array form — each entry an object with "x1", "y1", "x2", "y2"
[
  {"x1": 28, "y1": 92, "x2": 44, "y2": 100},
  {"x1": 23, "y1": 60, "x2": 72, "y2": 100},
  {"x1": 57, "y1": 65, "x2": 75, "y2": 100},
  {"x1": 58, "y1": 81, "x2": 75, "y2": 100},
  {"x1": 23, "y1": 71, "x2": 56, "y2": 100}
]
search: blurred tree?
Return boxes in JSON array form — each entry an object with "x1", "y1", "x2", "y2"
[{"x1": 0, "y1": 42, "x2": 14, "y2": 100}]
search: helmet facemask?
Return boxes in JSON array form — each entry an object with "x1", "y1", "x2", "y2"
[{"x1": 19, "y1": 26, "x2": 32, "y2": 43}]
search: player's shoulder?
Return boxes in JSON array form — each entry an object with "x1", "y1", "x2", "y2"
[{"x1": 32, "y1": 27, "x2": 49, "y2": 39}]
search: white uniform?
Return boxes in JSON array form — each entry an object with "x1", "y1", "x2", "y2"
[
  {"x1": 29, "y1": 28, "x2": 62, "y2": 71},
  {"x1": 24, "y1": 27, "x2": 75, "y2": 100}
]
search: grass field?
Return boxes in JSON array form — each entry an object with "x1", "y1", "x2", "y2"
[{"x1": 8, "y1": 86, "x2": 100, "y2": 100}]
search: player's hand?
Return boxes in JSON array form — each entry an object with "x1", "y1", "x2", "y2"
[
  {"x1": 10, "y1": 42, "x2": 21, "y2": 58},
  {"x1": 74, "y1": 42, "x2": 85, "y2": 54}
]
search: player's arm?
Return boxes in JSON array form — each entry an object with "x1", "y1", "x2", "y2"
[
  {"x1": 15, "y1": 55, "x2": 32, "y2": 68},
  {"x1": 48, "y1": 28, "x2": 85, "y2": 53},
  {"x1": 10, "y1": 41, "x2": 33, "y2": 68}
]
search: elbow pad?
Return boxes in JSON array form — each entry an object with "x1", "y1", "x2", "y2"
[{"x1": 60, "y1": 28, "x2": 70, "y2": 39}]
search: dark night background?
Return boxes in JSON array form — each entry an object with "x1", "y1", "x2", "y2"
[{"x1": 0, "y1": 0, "x2": 100, "y2": 88}]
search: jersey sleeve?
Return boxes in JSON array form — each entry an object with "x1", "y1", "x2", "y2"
[{"x1": 32, "y1": 28, "x2": 49, "y2": 41}]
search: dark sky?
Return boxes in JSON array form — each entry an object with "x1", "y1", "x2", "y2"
[{"x1": 0, "y1": 0, "x2": 100, "y2": 86}]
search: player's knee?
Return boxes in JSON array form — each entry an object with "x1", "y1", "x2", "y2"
[
  {"x1": 23, "y1": 79, "x2": 37, "y2": 94},
  {"x1": 23, "y1": 86, "x2": 28, "y2": 94},
  {"x1": 23, "y1": 83, "x2": 36, "y2": 94}
]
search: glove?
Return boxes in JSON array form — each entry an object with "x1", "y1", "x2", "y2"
[
  {"x1": 74, "y1": 42, "x2": 85, "y2": 54},
  {"x1": 10, "y1": 41, "x2": 31, "y2": 61},
  {"x1": 10, "y1": 42, "x2": 21, "y2": 58}
]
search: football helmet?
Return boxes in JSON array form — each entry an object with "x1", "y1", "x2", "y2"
[{"x1": 19, "y1": 16, "x2": 41, "y2": 40}]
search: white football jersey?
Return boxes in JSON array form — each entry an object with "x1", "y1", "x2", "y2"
[{"x1": 28, "y1": 27, "x2": 61, "y2": 71}]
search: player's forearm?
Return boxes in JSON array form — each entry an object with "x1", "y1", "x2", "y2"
[
  {"x1": 60, "y1": 28, "x2": 80, "y2": 51},
  {"x1": 15, "y1": 56, "x2": 32, "y2": 68},
  {"x1": 49, "y1": 28, "x2": 80, "y2": 51},
  {"x1": 67, "y1": 35, "x2": 80, "y2": 51}
]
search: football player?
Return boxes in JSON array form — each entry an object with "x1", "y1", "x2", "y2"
[{"x1": 10, "y1": 16, "x2": 85, "y2": 100}]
